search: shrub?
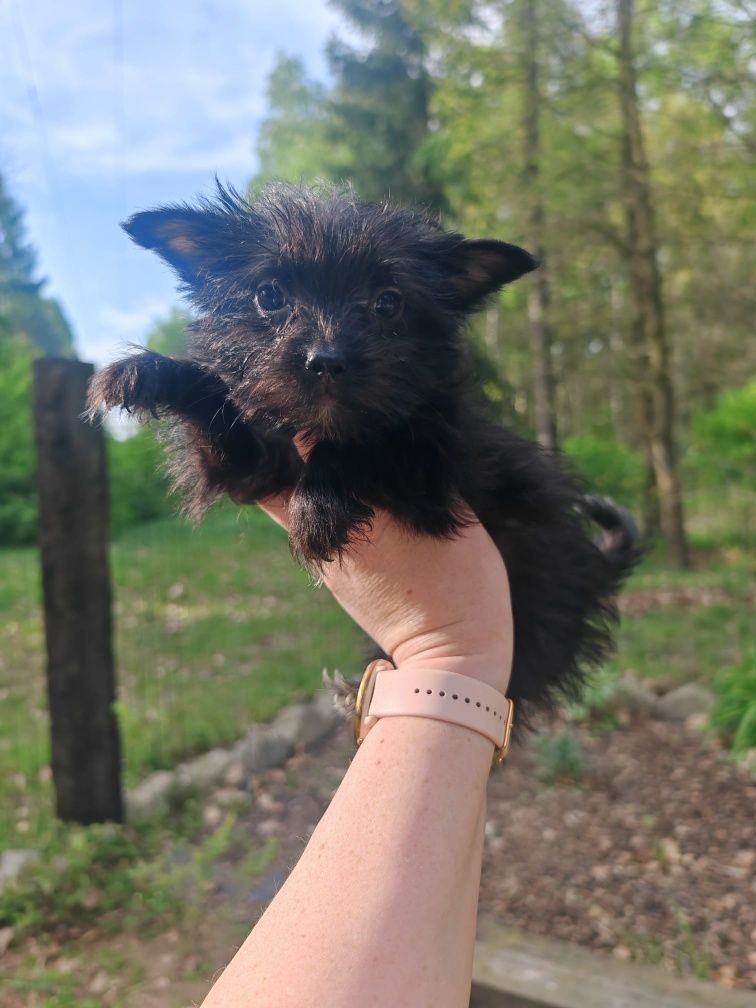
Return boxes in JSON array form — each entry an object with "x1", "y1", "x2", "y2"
[
  {"x1": 0, "y1": 336, "x2": 36, "y2": 545},
  {"x1": 709, "y1": 653, "x2": 756, "y2": 756},
  {"x1": 686, "y1": 382, "x2": 756, "y2": 490},
  {"x1": 531, "y1": 728, "x2": 588, "y2": 785},
  {"x1": 107, "y1": 428, "x2": 172, "y2": 536},
  {"x1": 562, "y1": 434, "x2": 645, "y2": 510}
]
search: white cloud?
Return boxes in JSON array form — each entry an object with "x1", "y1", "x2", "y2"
[
  {"x1": 0, "y1": 0, "x2": 343, "y2": 179},
  {"x1": 84, "y1": 298, "x2": 176, "y2": 366}
]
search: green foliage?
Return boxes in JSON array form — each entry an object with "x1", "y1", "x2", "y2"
[
  {"x1": 146, "y1": 307, "x2": 191, "y2": 357},
  {"x1": 251, "y1": 1, "x2": 445, "y2": 208},
  {"x1": 0, "y1": 821, "x2": 187, "y2": 938},
  {"x1": 687, "y1": 382, "x2": 756, "y2": 489},
  {"x1": 0, "y1": 171, "x2": 75, "y2": 357},
  {"x1": 0, "y1": 802, "x2": 276, "y2": 944},
  {"x1": 107, "y1": 428, "x2": 172, "y2": 536},
  {"x1": 531, "y1": 728, "x2": 588, "y2": 785},
  {"x1": 250, "y1": 56, "x2": 337, "y2": 191},
  {"x1": 0, "y1": 336, "x2": 36, "y2": 545},
  {"x1": 562, "y1": 434, "x2": 645, "y2": 509},
  {"x1": 709, "y1": 653, "x2": 756, "y2": 756}
]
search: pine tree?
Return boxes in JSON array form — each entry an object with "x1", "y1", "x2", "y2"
[{"x1": 0, "y1": 171, "x2": 75, "y2": 357}]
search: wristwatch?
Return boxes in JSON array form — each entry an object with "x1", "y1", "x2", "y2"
[{"x1": 354, "y1": 659, "x2": 514, "y2": 764}]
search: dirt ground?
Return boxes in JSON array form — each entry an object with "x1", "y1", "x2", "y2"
[{"x1": 3, "y1": 711, "x2": 755, "y2": 1006}]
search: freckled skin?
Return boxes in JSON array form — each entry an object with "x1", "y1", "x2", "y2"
[{"x1": 87, "y1": 182, "x2": 638, "y2": 727}]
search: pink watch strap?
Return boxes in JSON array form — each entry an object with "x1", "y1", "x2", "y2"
[{"x1": 358, "y1": 667, "x2": 514, "y2": 758}]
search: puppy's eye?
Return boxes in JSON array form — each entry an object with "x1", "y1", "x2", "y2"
[
  {"x1": 374, "y1": 289, "x2": 403, "y2": 319},
  {"x1": 256, "y1": 280, "x2": 287, "y2": 312}
]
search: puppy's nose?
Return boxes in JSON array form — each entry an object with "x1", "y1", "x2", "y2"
[{"x1": 306, "y1": 350, "x2": 346, "y2": 378}]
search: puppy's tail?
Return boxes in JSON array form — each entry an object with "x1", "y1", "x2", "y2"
[{"x1": 580, "y1": 494, "x2": 640, "y2": 575}]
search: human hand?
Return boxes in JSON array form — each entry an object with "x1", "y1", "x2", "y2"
[{"x1": 259, "y1": 443, "x2": 513, "y2": 695}]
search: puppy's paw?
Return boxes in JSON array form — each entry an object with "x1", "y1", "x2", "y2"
[
  {"x1": 288, "y1": 486, "x2": 374, "y2": 569},
  {"x1": 86, "y1": 352, "x2": 172, "y2": 420}
]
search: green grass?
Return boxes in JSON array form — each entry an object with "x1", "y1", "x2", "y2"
[
  {"x1": 0, "y1": 504, "x2": 363, "y2": 848},
  {"x1": 606, "y1": 548, "x2": 753, "y2": 689}
]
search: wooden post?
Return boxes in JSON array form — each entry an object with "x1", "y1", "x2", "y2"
[{"x1": 33, "y1": 358, "x2": 123, "y2": 824}]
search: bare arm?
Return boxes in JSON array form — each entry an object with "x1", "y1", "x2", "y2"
[{"x1": 202, "y1": 499, "x2": 512, "y2": 1008}]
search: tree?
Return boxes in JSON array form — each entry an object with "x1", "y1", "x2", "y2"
[
  {"x1": 252, "y1": 2, "x2": 445, "y2": 209},
  {"x1": 616, "y1": 0, "x2": 688, "y2": 566},
  {"x1": 519, "y1": 0, "x2": 558, "y2": 450},
  {"x1": 325, "y1": 0, "x2": 446, "y2": 208},
  {"x1": 0, "y1": 171, "x2": 75, "y2": 357},
  {"x1": 147, "y1": 307, "x2": 191, "y2": 356},
  {"x1": 250, "y1": 56, "x2": 337, "y2": 193}
]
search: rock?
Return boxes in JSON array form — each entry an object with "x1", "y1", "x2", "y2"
[
  {"x1": 223, "y1": 760, "x2": 246, "y2": 789},
  {"x1": 654, "y1": 683, "x2": 714, "y2": 722},
  {"x1": 271, "y1": 695, "x2": 339, "y2": 749},
  {"x1": 735, "y1": 748, "x2": 756, "y2": 776},
  {"x1": 214, "y1": 786, "x2": 251, "y2": 808},
  {"x1": 176, "y1": 748, "x2": 231, "y2": 791},
  {"x1": 202, "y1": 803, "x2": 223, "y2": 828},
  {"x1": 257, "y1": 817, "x2": 282, "y2": 837},
  {"x1": 0, "y1": 849, "x2": 38, "y2": 888},
  {"x1": 305, "y1": 690, "x2": 340, "y2": 745},
  {"x1": 235, "y1": 727, "x2": 293, "y2": 774},
  {"x1": 256, "y1": 792, "x2": 284, "y2": 815},
  {"x1": 89, "y1": 970, "x2": 110, "y2": 995},
  {"x1": 271, "y1": 704, "x2": 310, "y2": 746},
  {"x1": 611, "y1": 674, "x2": 657, "y2": 714},
  {"x1": 0, "y1": 926, "x2": 14, "y2": 956},
  {"x1": 126, "y1": 770, "x2": 178, "y2": 820}
]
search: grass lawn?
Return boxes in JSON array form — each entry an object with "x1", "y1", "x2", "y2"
[
  {"x1": 608, "y1": 546, "x2": 754, "y2": 688},
  {"x1": 0, "y1": 505, "x2": 364, "y2": 849}
]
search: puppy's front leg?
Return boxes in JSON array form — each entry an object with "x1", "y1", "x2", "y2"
[
  {"x1": 88, "y1": 350, "x2": 301, "y2": 508},
  {"x1": 288, "y1": 442, "x2": 374, "y2": 567},
  {"x1": 88, "y1": 350, "x2": 224, "y2": 421}
]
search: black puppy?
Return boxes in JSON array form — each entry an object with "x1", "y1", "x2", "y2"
[{"x1": 88, "y1": 182, "x2": 637, "y2": 721}]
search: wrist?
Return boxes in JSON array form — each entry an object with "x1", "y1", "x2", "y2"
[
  {"x1": 392, "y1": 653, "x2": 511, "y2": 695},
  {"x1": 355, "y1": 661, "x2": 514, "y2": 764}
]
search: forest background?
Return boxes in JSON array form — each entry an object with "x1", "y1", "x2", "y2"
[{"x1": 2, "y1": 0, "x2": 754, "y2": 561}]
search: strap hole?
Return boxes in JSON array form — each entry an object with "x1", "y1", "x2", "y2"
[
  {"x1": 414, "y1": 688, "x2": 420, "y2": 694},
  {"x1": 476, "y1": 701, "x2": 481, "y2": 707},
  {"x1": 439, "y1": 691, "x2": 445, "y2": 696},
  {"x1": 465, "y1": 697, "x2": 470, "y2": 703},
  {"x1": 452, "y1": 694, "x2": 458, "y2": 700},
  {"x1": 486, "y1": 706, "x2": 490, "y2": 712},
  {"x1": 426, "y1": 689, "x2": 432, "y2": 694}
]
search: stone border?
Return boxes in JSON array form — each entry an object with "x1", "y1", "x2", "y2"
[{"x1": 126, "y1": 687, "x2": 341, "y2": 821}]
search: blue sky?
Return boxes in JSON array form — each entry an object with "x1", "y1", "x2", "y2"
[{"x1": 0, "y1": 0, "x2": 343, "y2": 365}]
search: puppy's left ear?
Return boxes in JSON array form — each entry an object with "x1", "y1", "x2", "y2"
[{"x1": 449, "y1": 239, "x2": 538, "y2": 310}]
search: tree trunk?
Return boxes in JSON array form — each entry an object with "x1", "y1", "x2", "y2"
[
  {"x1": 521, "y1": 0, "x2": 558, "y2": 452},
  {"x1": 616, "y1": 0, "x2": 688, "y2": 566}
]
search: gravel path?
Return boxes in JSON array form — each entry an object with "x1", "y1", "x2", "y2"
[{"x1": 234, "y1": 716, "x2": 755, "y2": 990}]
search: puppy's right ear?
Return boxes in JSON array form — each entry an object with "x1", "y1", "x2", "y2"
[{"x1": 122, "y1": 207, "x2": 221, "y2": 286}]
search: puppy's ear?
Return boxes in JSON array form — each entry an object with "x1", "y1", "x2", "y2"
[
  {"x1": 449, "y1": 239, "x2": 538, "y2": 309},
  {"x1": 122, "y1": 207, "x2": 226, "y2": 286}
]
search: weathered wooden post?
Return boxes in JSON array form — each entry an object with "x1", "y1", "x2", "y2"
[{"x1": 33, "y1": 358, "x2": 123, "y2": 823}]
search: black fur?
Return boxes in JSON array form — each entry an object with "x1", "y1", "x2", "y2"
[{"x1": 88, "y1": 181, "x2": 638, "y2": 726}]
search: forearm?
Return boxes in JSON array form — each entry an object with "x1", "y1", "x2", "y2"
[{"x1": 201, "y1": 714, "x2": 493, "y2": 1008}]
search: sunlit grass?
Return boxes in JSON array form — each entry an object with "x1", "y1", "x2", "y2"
[{"x1": 0, "y1": 504, "x2": 363, "y2": 848}]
